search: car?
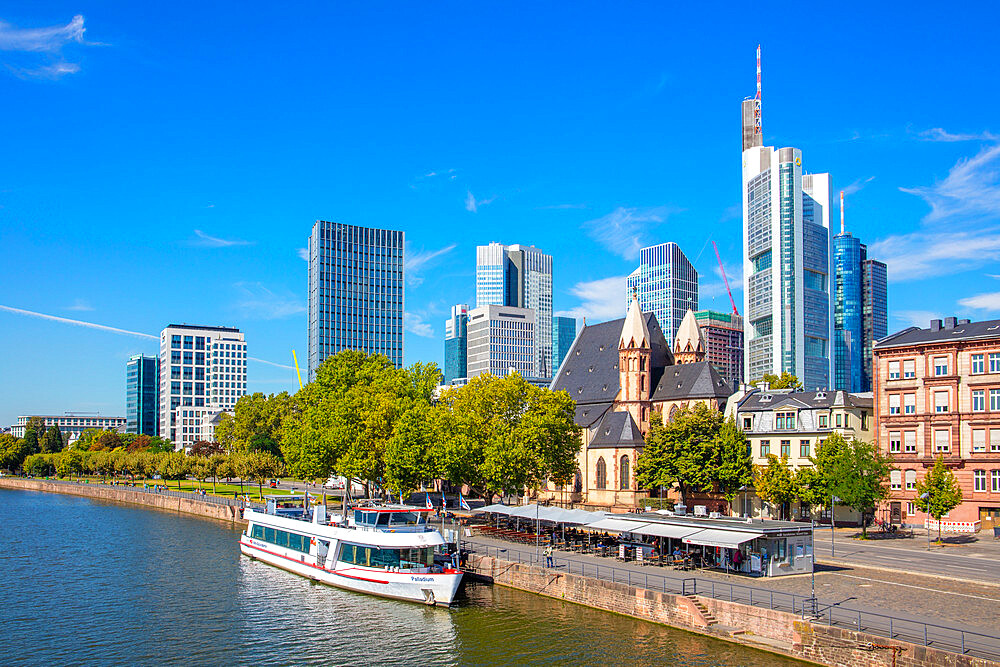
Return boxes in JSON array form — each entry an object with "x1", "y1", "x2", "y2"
[{"x1": 268, "y1": 479, "x2": 279, "y2": 488}]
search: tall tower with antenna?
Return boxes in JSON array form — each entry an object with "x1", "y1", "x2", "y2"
[{"x1": 742, "y1": 45, "x2": 763, "y2": 151}]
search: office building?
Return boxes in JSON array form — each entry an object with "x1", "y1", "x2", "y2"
[
  {"x1": 694, "y1": 309, "x2": 744, "y2": 389},
  {"x1": 308, "y1": 221, "x2": 405, "y2": 381},
  {"x1": 626, "y1": 242, "x2": 698, "y2": 343},
  {"x1": 159, "y1": 324, "x2": 246, "y2": 449},
  {"x1": 862, "y1": 258, "x2": 888, "y2": 390},
  {"x1": 126, "y1": 354, "x2": 159, "y2": 436},
  {"x1": 874, "y1": 317, "x2": 1000, "y2": 530},
  {"x1": 444, "y1": 304, "x2": 469, "y2": 384},
  {"x1": 466, "y1": 305, "x2": 535, "y2": 380},
  {"x1": 476, "y1": 242, "x2": 553, "y2": 378},
  {"x1": 552, "y1": 316, "x2": 577, "y2": 372},
  {"x1": 12, "y1": 414, "x2": 126, "y2": 443}
]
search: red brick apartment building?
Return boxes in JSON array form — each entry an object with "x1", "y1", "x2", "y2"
[{"x1": 873, "y1": 316, "x2": 1000, "y2": 531}]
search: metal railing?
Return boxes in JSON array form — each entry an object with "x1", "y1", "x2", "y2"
[
  {"x1": 28, "y1": 477, "x2": 266, "y2": 511},
  {"x1": 467, "y1": 542, "x2": 1000, "y2": 662}
]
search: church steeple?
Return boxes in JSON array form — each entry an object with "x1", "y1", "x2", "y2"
[
  {"x1": 616, "y1": 292, "x2": 652, "y2": 433},
  {"x1": 673, "y1": 308, "x2": 705, "y2": 364}
]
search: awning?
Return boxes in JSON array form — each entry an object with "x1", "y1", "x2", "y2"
[
  {"x1": 631, "y1": 523, "x2": 701, "y2": 540},
  {"x1": 683, "y1": 528, "x2": 764, "y2": 549},
  {"x1": 584, "y1": 518, "x2": 651, "y2": 533},
  {"x1": 474, "y1": 503, "x2": 511, "y2": 514}
]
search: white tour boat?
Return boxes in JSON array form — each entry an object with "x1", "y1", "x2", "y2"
[{"x1": 241, "y1": 496, "x2": 464, "y2": 606}]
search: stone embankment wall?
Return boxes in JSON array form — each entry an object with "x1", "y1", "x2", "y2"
[
  {"x1": 0, "y1": 478, "x2": 246, "y2": 525},
  {"x1": 466, "y1": 553, "x2": 997, "y2": 667}
]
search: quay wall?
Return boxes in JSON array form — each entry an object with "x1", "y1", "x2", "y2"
[
  {"x1": 0, "y1": 478, "x2": 246, "y2": 525},
  {"x1": 466, "y1": 553, "x2": 998, "y2": 667}
]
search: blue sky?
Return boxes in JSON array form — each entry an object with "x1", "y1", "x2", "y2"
[{"x1": 2, "y1": 3, "x2": 999, "y2": 426}]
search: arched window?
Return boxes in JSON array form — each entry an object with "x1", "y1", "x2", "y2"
[
  {"x1": 640, "y1": 356, "x2": 646, "y2": 371},
  {"x1": 620, "y1": 455, "x2": 630, "y2": 490},
  {"x1": 668, "y1": 405, "x2": 679, "y2": 421},
  {"x1": 640, "y1": 375, "x2": 645, "y2": 392},
  {"x1": 574, "y1": 468, "x2": 583, "y2": 493},
  {"x1": 596, "y1": 457, "x2": 607, "y2": 489}
]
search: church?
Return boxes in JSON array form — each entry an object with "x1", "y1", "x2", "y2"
[{"x1": 546, "y1": 295, "x2": 732, "y2": 508}]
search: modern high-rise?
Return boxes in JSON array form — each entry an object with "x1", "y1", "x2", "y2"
[
  {"x1": 694, "y1": 309, "x2": 744, "y2": 389},
  {"x1": 466, "y1": 305, "x2": 535, "y2": 379},
  {"x1": 862, "y1": 258, "x2": 888, "y2": 389},
  {"x1": 159, "y1": 324, "x2": 246, "y2": 448},
  {"x1": 308, "y1": 221, "x2": 405, "y2": 380},
  {"x1": 552, "y1": 316, "x2": 577, "y2": 372},
  {"x1": 476, "y1": 243, "x2": 553, "y2": 377},
  {"x1": 625, "y1": 242, "x2": 698, "y2": 342},
  {"x1": 444, "y1": 304, "x2": 469, "y2": 384},
  {"x1": 126, "y1": 354, "x2": 159, "y2": 435}
]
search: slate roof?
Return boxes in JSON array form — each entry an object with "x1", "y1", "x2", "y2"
[
  {"x1": 875, "y1": 318, "x2": 1000, "y2": 349},
  {"x1": 588, "y1": 411, "x2": 645, "y2": 449},
  {"x1": 737, "y1": 388, "x2": 873, "y2": 412},
  {"x1": 651, "y1": 361, "x2": 731, "y2": 402},
  {"x1": 575, "y1": 402, "x2": 612, "y2": 428}
]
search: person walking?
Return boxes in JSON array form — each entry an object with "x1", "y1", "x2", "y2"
[{"x1": 544, "y1": 544, "x2": 554, "y2": 568}]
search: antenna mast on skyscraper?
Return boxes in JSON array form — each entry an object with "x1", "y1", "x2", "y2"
[
  {"x1": 755, "y1": 44, "x2": 762, "y2": 140},
  {"x1": 840, "y1": 190, "x2": 845, "y2": 234}
]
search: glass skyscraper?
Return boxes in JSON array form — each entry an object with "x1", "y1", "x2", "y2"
[
  {"x1": 833, "y1": 233, "x2": 864, "y2": 392},
  {"x1": 862, "y1": 258, "x2": 888, "y2": 390},
  {"x1": 126, "y1": 354, "x2": 159, "y2": 435},
  {"x1": 625, "y1": 242, "x2": 698, "y2": 342},
  {"x1": 552, "y1": 316, "x2": 577, "y2": 372},
  {"x1": 308, "y1": 221, "x2": 405, "y2": 381},
  {"x1": 444, "y1": 304, "x2": 468, "y2": 384},
  {"x1": 475, "y1": 242, "x2": 553, "y2": 378}
]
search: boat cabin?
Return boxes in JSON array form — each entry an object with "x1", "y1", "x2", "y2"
[{"x1": 350, "y1": 505, "x2": 433, "y2": 533}]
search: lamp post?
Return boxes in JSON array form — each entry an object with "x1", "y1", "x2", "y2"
[
  {"x1": 830, "y1": 493, "x2": 840, "y2": 558},
  {"x1": 808, "y1": 517, "x2": 817, "y2": 617},
  {"x1": 920, "y1": 492, "x2": 931, "y2": 550}
]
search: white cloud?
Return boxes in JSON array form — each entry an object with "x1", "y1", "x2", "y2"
[
  {"x1": 297, "y1": 247, "x2": 309, "y2": 261},
  {"x1": 958, "y1": 292, "x2": 1000, "y2": 312},
  {"x1": 404, "y1": 242, "x2": 456, "y2": 287},
  {"x1": 869, "y1": 227, "x2": 1000, "y2": 282},
  {"x1": 0, "y1": 304, "x2": 156, "y2": 340},
  {"x1": 0, "y1": 14, "x2": 96, "y2": 79},
  {"x1": 404, "y1": 312, "x2": 434, "y2": 338},
  {"x1": 842, "y1": 176, "x2": 875, "y2": 197},
  {"x1": 583, "y1": 206, "x2": 679, "y2": 260},
  {"x1": 893, "y1": 310, "x2": 943, "y2": 328},
  {"x1": 918, "y1": 127, "x2": 998, "y2": 143},
  {"x1": 233, "y1": 282, "x2": 306, "y2": 320},
  {"x1": 900, "y1": 143, "x2": 1000, "y2": 224},
  {"x1": 66, "y1": 298, "x2": 94, "y2": 311},
  {"x1": 191, "y1": 229, "x2": 253, "y2": 247},
  {"x1": 555, "y1": 275, "x2": 628, "y2": 323},
  {"x1": 464, "y1": 191, "x2": 495, "y2": 213}
]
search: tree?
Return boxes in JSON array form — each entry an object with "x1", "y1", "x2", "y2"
[
  {"x1": 215, "y1": 391, "x2": 293, "y2": 454},
  {"x1": 752, "y1": 372, "x2": 803, "y2": 390},
  {"x1": 127, "y1": 434, "x2": 152, "y2": 453},
  {"x1": 189, "y1": 458, "x2": 211, "y2": 489},
  {"x1": 0, "y1": 434, "x2": 29, "y2": 472},
  {"x1": 753, "y1": 455, "x2": 798, "y2": 519},
  {"x1": 24, "y1": 453, "x2": 55, "y2": 477},
  {"x1": 383, "y1": 403, "x2": 438, "y2": 495},
  {"x1": 713, "y1": 417, "x2": 754, "y2": 512},
  {"x1": 407, "y1": 361, "x2": 442, "y2": 403},
  {"x1": 243, "y1": 450, "x2": 283, "y2": 498},
  {"x1": 914, "y1": 456, "x2": 964, "y2": 543},
  {"x1": 56, "y1": 450, "x2": 84, "y2": 478},
  {"x1": 189, "y1": 440, "x2": 224, "y2": 457},
  {"x1": 157, "y1": 452, "x2": 189, "y2": 489},
  {"x1": 635, "y1": 404, "x2": 722, "y2": 506},
  {"x1": 22, "y1": 429, "x2": 40, "y2": 457},
  {"x1": 806, "y1": 433, "x2": 893, "y2": 538},
  {"x1": 25, "y1": 416, "x2": 45, "y2": 436},
  {"x1": 41, "y1": 425, "x2": 64, "y2": 453},
  {"x1": 206, "y1": 454, "x2": 227, "y2": 492}
]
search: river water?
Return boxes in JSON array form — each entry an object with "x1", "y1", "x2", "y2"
[{"x1": 0, "y1": 489, "x2": 807, "y2": 666}]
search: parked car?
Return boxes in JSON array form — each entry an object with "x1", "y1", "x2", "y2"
[{"x1": 268, "y1": 479, "x2": 278, "y2": 488}]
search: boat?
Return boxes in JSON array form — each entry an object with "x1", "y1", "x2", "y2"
[{"x1": 240, "y1": 495, "x2": 464, "y2": 606}]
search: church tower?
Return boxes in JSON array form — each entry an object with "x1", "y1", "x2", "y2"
[
  {"x1": 616, "y1": 292, "x2": 652, "y2": 433},
  {"x1": 673, "y1": 308, "x2": 706, "y2": 364}
]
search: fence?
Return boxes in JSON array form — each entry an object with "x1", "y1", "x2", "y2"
[
  {"x1": 35, "y1": 477, "x2": 266, "y2": 512},
  {"x1": 467, "y1": 542, "x2": 1000, "y2": 662}
]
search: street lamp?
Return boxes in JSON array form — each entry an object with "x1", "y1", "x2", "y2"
[{"x1": 920, "y1": 492, "x2": 931, "y2": 550}]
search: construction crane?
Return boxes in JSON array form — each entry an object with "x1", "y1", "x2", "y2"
[
  {"x1": 292, "y1": 350, "x2": 304, "y2": 390},
  {"x1": 712, "y1": 241, "x2": 739, "y2": 316}
]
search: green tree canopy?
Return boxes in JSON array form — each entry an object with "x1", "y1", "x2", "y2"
[
  {"x1": 752, "y1": 372, "x2": 803, "y2": 389},
  {"x1": 805, "y1": 433, "x2": 893, "y2": 537},
  {"x1": 0, "y1": 434, "x2": 30, "y2": 472},
  {"x1": 635, "y1": 404, "x2": 723, "y2": 506},
  {"x1": 754, "y1": 454, "x2": 798, "y2": 519},
  {"x1": 41, "y1": 425, "x2": 64, "y2": 454},
  {"x1": 22, "y1": 429, "x2": 40, "y2": 457},
  {"x1": 914, "y1": 456, "x2": 963, "y2": 542},
  {"x1": 215, "y1": 391, "x2": 293, "y2": 454},
  {"x1": 713, "y1": 417, "x2": 754, "y2": 508}
]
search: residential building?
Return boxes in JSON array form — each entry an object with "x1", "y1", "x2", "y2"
[
  {"x1": 308, "y1": 220, "x2": 405, "y2": 380},
  {"x1": 444, "y1": 304, "x2": 469, "y2": 385},
  {"x1": 726, "y1": 386, "x2": 873, "y2": 521},
  {"x1": 546, "y1": 296, "x2": 731, "y2": 508},
  {"x1": 465, "y1": 305, "x2": 535, "y2": 380},
  {"x1": 476, "y1": 242, "x2": 553, "y2": 378},
  {"x1": 125, "y1": 354, "x2": 159, "y2": 436},
  {"x1": 159, "y1": 324, "x2": 246, "y2": 449},
  {"x1": 626, "y1": 242, "x2": 698, "y2": 342},
  {"x1": 552, "y1": 316, "x2": 577, "y2": 372},
  {"x1": 874, "y1": 317, "x2": 1000, "y2": 531},
  {"x1": 13, "y1": 414, "x2": 126, "y2": 443},
  {"x1": 694, "y1": 309, "x2": 744, "y2": 389}
]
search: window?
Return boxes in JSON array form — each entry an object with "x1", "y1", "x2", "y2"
[
  {"x1": 888, "y1": 360, "x2": 900, "y2": 380},
  {"x1": 183, "y1": 335, "x2": 193, "y2": 350},
  {"x1": 743, "y1": 416, "x2": 753, "y2": 430},
  {"x1": 907, "y1": 502, "x2": 916, "y2": 516},
  {"x1": 776, "y1": 411, "x2": 795, "y2": 429},
  {"x1": 972, "y1": 354, "x2": 985, "y2": 375},
  {"x1": 904, "y1": 394, "x2": 916, "y2": 414},
  {"x1": 992, "y1": 429, "x2": 1000, "y2": 453},
  {"x1": 888, "y1": 432, "x2": 901, "y2": 453},
  {"x1": 595, "y1": 457, "x2": 606, "y2": 489},
  {"x1": 760, "y1": 440, "x2": 770, "y2": 457},
  {"x1": 904, "y1": 431, "x2": 917, "y2": 453},
  {"x1": 992, "y1": 389, "x2": 1000, "y2": 412},
  {"x1": 993, "y1": 470, "x2": 1000, "y2": 493},
  {"x1": 780, "y1": 440, "x2": 791, "y2": 457},
  {"x1": 800, "y1": 440, "x2": 810, "y2": 457},
  {"x1": 934, "y1": 356, "x2": 949, "y2": 376},
  {"x1": 905, "y1": 469, "x2": 917, "y2": 490},
  {"x1": 991, "y1": 353, "x2": 1000, "y2": 374},
  {"x1": 171, "y1": 335, "x2": 181, "y2": 349},
  {"x1": 819, "y1": 415, "x2": 828, "y2": 428},
  {"x1": 974, "y1": 430, "x2": 987, "y2": 453},
  {"x1": 836, "y1": 413, "x2": 842, "y2": 428},
  {"x1": 620, "y1": 455, "x2": 630, "y2": 490},
  {"x1": 171, "y1": 381, "x2": 180, "y2": 396},
  {"x1": 889, "y1": 395, "x2": 900, "y2": 415},
  {"x1": 903, "y1": 359, "x2": 916, "y2": 378},
  {"x1": 973, "y1": 390, "x2": 986, "y2": 412},
  {"x1": 934, "y1": 429, "x2": 950, "y2": 453},
  {"x1": 974, "y1": 470, "x2": 987, "y2": 492},
  {"x1": 934, "y1": 391, "x2": 949, "y2": 413},
  {"x1": 890, "y1": 469, "x2": 902, "y2": 490}
]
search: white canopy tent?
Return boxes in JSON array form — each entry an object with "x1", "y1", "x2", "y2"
[
  {"x1": 682, "y1": 528, "x2": 763, "y2": 549},
  {"x1": 584, "y1": 518, "x2": 651, "y2": 533}
]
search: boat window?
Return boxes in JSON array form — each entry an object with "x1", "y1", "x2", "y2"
[
  {"x1": 387, "y1": 512, "x2": 420, "y2": 525},
  {"x1": 376, "y1": 513, "x2": 390, "y2": 526},
  {"x1": 250, "y1": 524, "x2": 310, "y2": 554},
  {"x1": 339, "y1": 544, "x2": 434, "y2": 569}
]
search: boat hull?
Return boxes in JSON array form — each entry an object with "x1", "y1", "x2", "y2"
[{"x1": 239, "y1": 538, "x2": 464, "y2": 606}]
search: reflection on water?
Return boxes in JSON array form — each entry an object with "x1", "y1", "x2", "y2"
[{"x1": 0, "y1": 489, "x2": 807, "y2": 666}]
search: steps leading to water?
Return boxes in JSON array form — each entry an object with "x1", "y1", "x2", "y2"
[{"x1": 685, "y1": 594, "x2": 718, "y2": 627}]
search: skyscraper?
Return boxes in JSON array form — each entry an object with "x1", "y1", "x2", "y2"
[
  {"x1": 694, "y1": 309, "x2": 744, "y2": 389},
  {"x1": 308, "y1": 221, "x2": 405, "y2": 381},
  {"x1": 552, "y1": 316, "x2": 577, "y2": 372},
  {"x1": 126, "y1": 354, "x2": 159, "y2": 436},
  {"x1": 475, "y1": 242, "x2": 553, "y2": 377},
  {"x1": 466, "y1": 305, "x2": 535, "y2": 380},
  {"x1": 444, "y1": 304, "x2": 469, "y2": 384},
  {"x1": 159, "y1": 324, "x2": 246, "y2": 448},
  {"x1": 626, "y1": 242, "x2": 698, "y2": 342},
  {"x1": 862, "y1": 257, "x2": 888, "y2": 389}
]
